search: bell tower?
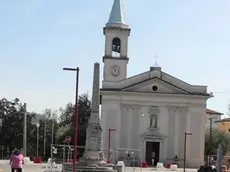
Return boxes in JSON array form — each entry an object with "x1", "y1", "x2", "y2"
[{"x1": 103, "y1": 0, "x2": 131, "y2": 83}]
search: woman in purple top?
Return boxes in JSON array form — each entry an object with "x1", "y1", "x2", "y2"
[{"x1": 9, "y1": 149, "x2": 24, "y2": 172}]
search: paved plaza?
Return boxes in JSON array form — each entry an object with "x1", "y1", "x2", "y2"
[
  {"x1": 0, "y1": 159, "x2": 199, "y2": 172},
  {"x1": 0, "y1": 160, "x2": 62, "y2": 172},
  {"x1": 0, "y1": 164, "x2": 48, "y2": 172},
  {"x1": 0, "y1": 166, "x2": 198, "y2": 172}
]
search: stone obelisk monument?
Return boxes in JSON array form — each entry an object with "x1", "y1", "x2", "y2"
[
  {"x1": 81, "y1": 62, "x2": 104, "y2": 166},
  {"x1": 62, "y1": 63, "x2": 116, "y2": 172}
]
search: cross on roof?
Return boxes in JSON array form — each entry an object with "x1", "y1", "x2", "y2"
[{"x1": 153, "y1": 53, "x2": 159, "y2": 67}]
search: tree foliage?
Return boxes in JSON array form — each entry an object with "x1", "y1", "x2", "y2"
[
  {"x1": 0, "y1": 98, "x2": 36, "y2": 157},
  {"x1": 205, "y1": 128, "x2": 230, "y2": 156},
  {"x1": 0, "y1": 93, "x2": 91, "y2": 159},
  {"x1": 56, "y1": 93, "x2": 91, "y2": 146}
]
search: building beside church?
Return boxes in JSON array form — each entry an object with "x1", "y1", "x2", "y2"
[
  {"x1": 205, "y1": 109, "x2": 223, "y2": 129},
  {"x1": 100, "y1": 0, "x2": 212, "y2": 168}
]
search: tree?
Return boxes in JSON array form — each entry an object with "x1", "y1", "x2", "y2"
[
  {"x1": 56, "y1": 93, "x2": 91, "y2": 147},
  {"x1": 0, "y1": 98, "x2": 37, "y2": 157},
  {"x1": 0, "y1": 93, "x2": 91, "y2": 159},
  {"x1": 205, "y1": 128, "x2": 230, "y2": 165}
]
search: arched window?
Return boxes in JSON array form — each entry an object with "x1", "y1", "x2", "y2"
[{"x1": 112, "y1": 37, "x2": 121, "y2": 53}]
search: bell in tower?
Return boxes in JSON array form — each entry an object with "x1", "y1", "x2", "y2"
[{"x1": 112, "y1": 37, "x2": 121, "y2": 57}]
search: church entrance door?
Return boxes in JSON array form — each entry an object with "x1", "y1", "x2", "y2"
[{"x1": 145, "y1": 141, "x2": 160, "y2": 166}]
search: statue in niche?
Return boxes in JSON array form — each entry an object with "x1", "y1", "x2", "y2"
[{"x1": 150, "y1": 114, "x2": 158, "y2": 128}]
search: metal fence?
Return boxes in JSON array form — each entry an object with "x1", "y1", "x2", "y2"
[
  {"x1": 49, "y1": 145, "x2": 143, "y2": 172},
  {"x1": 102, "y1": 148, "x2": 143, "y2": 167},
  {"x1": 115, "y1": 148, "x2": 143, "y2": 167},
  {"x1": 51, "y1": 144, "x2": 85, "y2": 164}
]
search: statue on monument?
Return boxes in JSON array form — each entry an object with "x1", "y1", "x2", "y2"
[{"x1": 150, "y1": 114, "x2": 158, "y2": 128}]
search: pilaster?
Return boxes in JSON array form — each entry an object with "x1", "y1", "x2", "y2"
[
  {"x1": 174, "y1": 107, "x2": 185, "y2": 156},
  {"x1": 131, "y1": 105, "x2": 141, "y2": 149},
  {"x1": 167, "y1": 107, "x2": 176, "y2": 159},
  {"x1": 120, "y1": 104, "x2": 130, "y2": 149},
  {"x1": 186, "y1": 107, "x2": 191, "y2": 162}
]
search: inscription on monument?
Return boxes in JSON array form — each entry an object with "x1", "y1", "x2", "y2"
[{"x1": 90, "y1": 137, "x2": 98, "y2": 150}]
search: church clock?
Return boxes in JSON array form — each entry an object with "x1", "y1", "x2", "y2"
[{"x1": 110, "y1": 65, "x2": 120, "y2": 76}]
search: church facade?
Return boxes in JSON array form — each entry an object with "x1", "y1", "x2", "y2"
[{"x1": 100, "y1": 0, "x2": 212, "y2": 168}]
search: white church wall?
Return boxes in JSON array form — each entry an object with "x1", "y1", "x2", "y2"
[
  {"x1": 187, "y1": 107, "x2": 206, "y2": 167},
  {"x1": 101, "y1": 91, "x2": 208, "y2": 167},
  {"x1": 178, "y1": 108, "x2": 187, "y2": 159},
  {"x1": 131, "y1": 106, "x2": 140, "y2": 149},
  {"x1": 167, "y1": 108, "x2": 175, "y2": 160},
  {"x1": 120, "y1": 105, "x2": 129, "y2": 149},
  {"x1": 101, "y1": 101, "x2": 121, "y2": 152},
  {"x1": 159, "y1": 107, "x2": 169, "y2": 160}
]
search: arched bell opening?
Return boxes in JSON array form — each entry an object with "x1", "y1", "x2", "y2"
[{"x1": 111, "y1": 37, "x2": 121, "y2": 57}]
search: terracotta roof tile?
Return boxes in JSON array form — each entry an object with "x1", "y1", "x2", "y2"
[{"x1": 206, "y1": 108, "x2": 223, "y2": 115}]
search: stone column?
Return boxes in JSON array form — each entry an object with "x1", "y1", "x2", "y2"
[
  {"x1": 174, "y1": 107, "x2": 185, "y2": 157},
  {"x1": 141, "y1": 140, "x2": 145, "y2": 163},
  {"x1": 120, "y1": 104, "x2": 129, "y2": 150},
  {"x1": 127, "y1": 105, "x2": 133, "y2": 149},
  {"x1": 159, "y1": 140, "x2": 165, "y2": 162},
  {"x1": 115, "y1": 105, "x2": 122, "y2": 153},
  {"x1": 174, "y1": 108, "x2": 179, "y2": 156},
  {"x1": 186, "y1": 107, "x2": 191, "y2": 162},
  {"x1": 131, "y1": 105, "x2": 141, "y2": 150},
  {"x1": 167, "y1": 107, "x2": 176, "y2": 159},
  {"x1": 178, "y1": 107, "x2": 188, "y2": 159}
]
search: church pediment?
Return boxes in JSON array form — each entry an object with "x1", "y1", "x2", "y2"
[
  {"x1": 102, "y1": 68, "x2": 210, "y2": 97},
  {"x1": 121, "y1": 77, "x2": 189, "y2": 94},
  {"x1": 140, "y1": 130, "x2": 166, "y2": 141}
]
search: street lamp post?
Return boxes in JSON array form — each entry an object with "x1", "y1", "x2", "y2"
[
  {"x1": 43, "y1": 120, "x2": 46, "y2": 158},
  {"x1": 108, "y1": 128, "x2": 116, "y2": 163},
  {"x1": 51, "y1": 115, "x2": 54, "y2": 146},
  {"x1": 36, "y1": 123, "x2": 40, "y2": 157},
  {"x1": 63, "y1": 67, "x2": 80, "y2": 172},
  {"x1": 23, "y1": 103, "x2": 27, "y2": 157},
  {"x1": 184, "y1": 132, "x2": 192, "y2": 172},
  {"x1": 49, "y1": 113, "x2": 55, "y2": 159}
]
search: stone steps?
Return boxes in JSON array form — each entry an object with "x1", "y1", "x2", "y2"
[{"x1": 62, "y1": 163, "x2": 116, "y2": 172}]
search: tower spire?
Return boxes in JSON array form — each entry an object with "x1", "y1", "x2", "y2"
[{"x1": 106, "y1": 0, "x2": 129, "y2": 28}]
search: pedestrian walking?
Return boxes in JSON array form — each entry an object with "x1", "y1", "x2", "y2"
[{"x1": 9, "y1": 149, "x2": 24, "y2": 172}]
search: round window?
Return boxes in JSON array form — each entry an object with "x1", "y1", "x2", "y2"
[{"x1": 152, "y1": 85, "x2": 158, "y2": 91}]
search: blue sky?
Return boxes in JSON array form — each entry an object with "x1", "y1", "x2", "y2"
[{"x1": 0, "y1": 0, "x2": 230, "y2": 115}]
